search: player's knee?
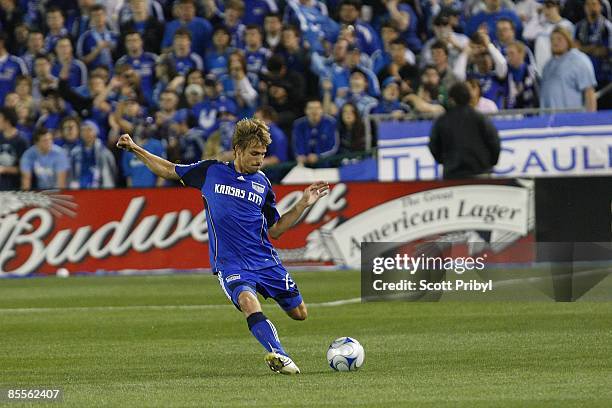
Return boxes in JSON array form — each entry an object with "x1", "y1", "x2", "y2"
[
  {"x1": 238, "y1": 291, "x2": 259, "y2": 314},
  {"x1": 290, "y1": 305, "x2": 308, "y2": 321}
]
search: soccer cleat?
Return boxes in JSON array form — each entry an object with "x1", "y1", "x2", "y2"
[{"x1": 265, "y1": 352, "x2": 301, "y2": 375}]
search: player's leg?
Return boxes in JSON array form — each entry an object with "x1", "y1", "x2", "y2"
[
  {"x1": 256, "y1": 265, "x2": 306, "y2": 321},
  {"x1": 217, "y1": 271, "x2": 299, "y2": 374},
  {"x1": 286, "y1": 301, "x2": 308, "y2": 321},
  {"x1": 236, "y1": 290, "x2": 289, "y2": 357}
]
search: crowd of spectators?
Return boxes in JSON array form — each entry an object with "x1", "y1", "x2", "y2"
[{"x1": 0, "y1": 0, "x2": 609, "y2": 190}]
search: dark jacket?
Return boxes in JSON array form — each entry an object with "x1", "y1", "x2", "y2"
[
  {"x1": 428, "y1": 105, "x2": 500, "y2": 179},
  {"x1": 119, "y1": 17, "x2": 165, "y2": 55}
]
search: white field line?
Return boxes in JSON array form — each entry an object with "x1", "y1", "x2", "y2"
[
  {"x1": 1, "y1": 267, "x2": 609, "y2": 314},
  {"x1": 0, "y1": 298, "x2": 363, "y2": 314}
]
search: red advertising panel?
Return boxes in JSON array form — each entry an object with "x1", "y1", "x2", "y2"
[{"x1": 0, "y1": 179, "x2": 534, "y2": 277}]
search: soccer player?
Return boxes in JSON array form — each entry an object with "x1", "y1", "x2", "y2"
[{"x1": 116, "y1": 119, "x2": 329, "y2": 374}]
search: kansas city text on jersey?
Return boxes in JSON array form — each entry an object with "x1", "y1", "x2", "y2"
[{"x1": 214, "y1": 183, "x2": 263, "y2": 205}]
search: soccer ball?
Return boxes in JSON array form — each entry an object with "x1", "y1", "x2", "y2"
[{"x1": 326, "y1": 337, "x2": 365, "y2": 371}]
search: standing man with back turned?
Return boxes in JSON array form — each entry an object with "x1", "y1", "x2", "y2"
[
  {"x1": 428, "y1": 82, "x2": 501, "y2": 179},
  {"x1": 117, "y1": 118, "x2": 329, "y2": 375}
]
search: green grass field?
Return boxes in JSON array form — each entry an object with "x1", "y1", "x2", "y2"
[{"x1": 1, "y1": 270, "x2": 612, "y2": 407}]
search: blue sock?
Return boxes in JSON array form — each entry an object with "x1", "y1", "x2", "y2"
[{"x1": 247, "y1": 312, "x2": 287, "y2": 356}]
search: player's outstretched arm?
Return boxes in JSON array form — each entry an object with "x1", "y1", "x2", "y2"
[
  {"x1": 116, "y1": 134, "x2": 179, "y2": 180},
  {"x1": 269, "y1": 181, "x2": 329, "y2": 239}
]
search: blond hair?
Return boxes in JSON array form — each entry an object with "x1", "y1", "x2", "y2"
[
  {"x1": 506, "y1": 40, "x2": 525, "y2": 55},
  {"x1": 551, "y1": 27, "x2": 574, "y2": 50},
  {"x1": 232, "y1": 118, "x2": 272, "y2": 151}
]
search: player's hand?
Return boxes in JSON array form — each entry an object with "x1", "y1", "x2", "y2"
[
  {"x1": 302, "y1": 181, "x2": 330, "y2": 207},
  {"x1": 116, "y1": 134, "x2": 135, "y2": 152}
]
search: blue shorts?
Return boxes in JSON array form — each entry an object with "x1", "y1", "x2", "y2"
[{"x1": 217, "y1": 265, "x2": 303, "y2": 312}]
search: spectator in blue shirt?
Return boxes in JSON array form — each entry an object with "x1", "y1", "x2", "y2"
[
  {"x1": 382, "y1": 0, "x2": 423, "y2": 53},
  {"x1": 540, "y1": 27, "x2": 597, "y2": 111},
  {"x1": 22, "y1": 29, "x2": 46, "y2": 74},
  {"x1": 506, "y1": 41, "x2": 539, "y2": 109},
  {"x1": 243, "y1": 0, "x2": 279, "y2": 26},
  {"x1": 243, "y1": 25, "x2": 271, "y2": 76},
  {"x1": 0, "y1": 32, "x2": 28, "y2": 105},
  {"x1": 292, "y1": 99, "x2": 339, "y2": 165},
  {"x1": 455, "y1": 31, "x2": 509, "y2": 109},
  {"x1": 372, "y1": 22, "x2": 401, "y2": 75},
  {"x1": 279, "y1": 25, "x2": 309, "y2": 74},
  {"x1": 20, "y1": 127, "x2": 70, "y2": 190},
  {"x1": 193, "y1": 74, "x2": 240, "y2": 137},
  {"x1": 466, "y1": 0, "x2": 523, "y2": 42},
  {"x1": 76, "y1": 5, "x2": 118, "y2": 70},
  {"x1": 167, "y1": 109, "x2": 206, "y2": 165},
  {"x1": 220, "y1": 52, "x2": 259, "y2": 119},
  {"x1": 69, "y1": 120, "x2": 117, "y2": 189},
  {"x1": 338, "y1": 0, "x2": 382, "y2": 55},
  {"x1": 575, "y1": 0, "x2": 612, "y2": 87},
  {"x1": 57, "y1": 116, "x2": 82, "y2": 157},
  {"x1": 369, "y1": 77, "x2": 411, "y2": 116},
  {"x1": 284, "y1": 0, "x2": 340, "y2": 53},
  {"x1": 167, "y1": 28, "x2": 204, "y2": 76},
  {"x1": 116, "y1": 30, "x2": 158, "y2": 107},
  {"x1": 161, "y1": 0, "x2": 213, "y2": 58},
  {"x1": 122, "y1": 129, "x2": 166, "y2": 187},
  {"x1": 205, "y1": 26, "x2": 234, "y2": 78},
  {"x1": 52, "y1": 37, "x2": 88, "y2": 90},
  {"x1": 221, "y1": 0, "x2": 247, "y2": 49},
  {"x1": 44, "y1": 7, "x2": 69, "y2": 54},
  {"x1": 332, "y1": 69, "x2": 379, "y2": 116},
  {"x1": 255, "y1": 105, "x2": 289, "y2": 166}
]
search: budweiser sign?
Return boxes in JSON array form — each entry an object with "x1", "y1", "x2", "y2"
[{"x1": 0, "y1": 180, "x2": 534, "y2": 277}]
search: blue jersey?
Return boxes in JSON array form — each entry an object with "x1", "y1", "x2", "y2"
[
  {"x1": 219, "y1": 73, "x2": 258, "y2": 118},
  {"x1": 243, "y1": 0, "x2": 278, "y2": 26},
  {"x1": 162, "y1": 18, "x2": 213, "y2": 58},
  {"x1": 267, "y1": 123, "x2": 288, "y2": 162},
  {"x1": 353, "y1": 21, "x2": 382, "y2": 56},
  {"x1": 466, "y1": 10, "x2": 523, "y2": 42},
  {"x1": 20, "y1": 144, "x2": 70, "y2": 189},
  {"x1": 44, "y1": 28, "x2": 69, "y2": 54},
  {"x1": 116, "y1": 52, "x2": 158, "y2": 105},
  {"x1": 193, "y1": 95, "x2": 239, "y2": 136},
  {"x1": 0, "y1": 54, "x2": 28, "y2": 104},
  {"x1": 292, "y1": 115, "x2": 339, "y2": 157},
  {"x1": 76, "y1": 28, "x2": 119, "y2": 70},
  {"x1": 467, "y1": 71, "x2": 508, "y2": 109},
  {"x1": 284, "y1": 0, "x2": 339, "y2": 53},
  {"x1": 245, "y1": 47, "x2": 271, "y2": 75},
  {"x1": 168, "y1": 52, "x2": 204, "y2": 75},
  {"x1": 122, "y1": 138, "x2": 165, "y2": 187},
  {"x1": 52, "y1": 59, "x2": 88, "y2": 89},
  {"x1": 175, "y1": 160, "x2": 282, "y2": 273},
  {"x1": 205, "y1": 49, "x2": 232, "y2": 78}
]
